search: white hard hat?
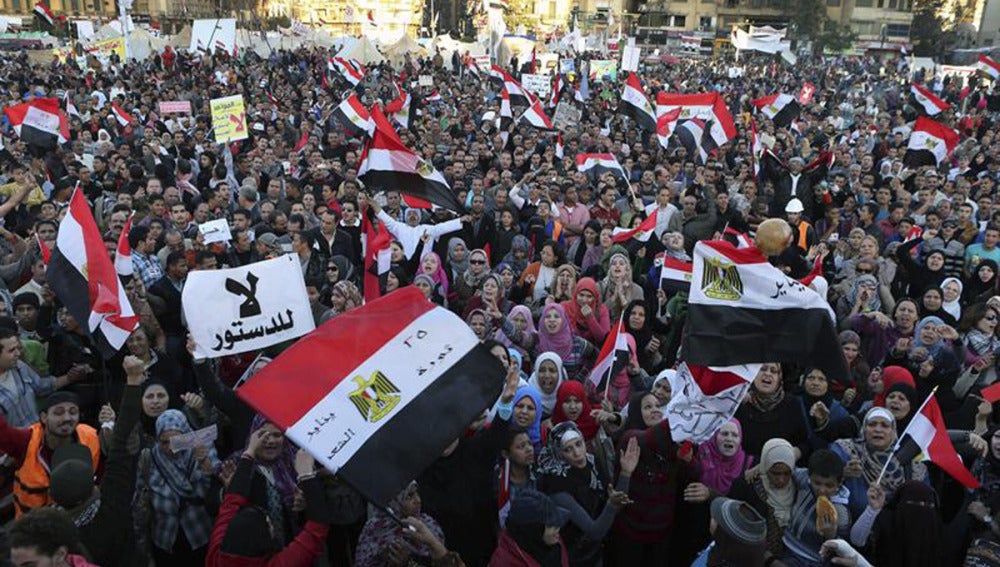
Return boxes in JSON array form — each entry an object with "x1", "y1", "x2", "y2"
[{"x1": 785, "y1": 198, "x2": 804, "y2": 214}]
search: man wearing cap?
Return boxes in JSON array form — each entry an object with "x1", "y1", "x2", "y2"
[
  {"x1": 785, "y1": 198, "x2": 817, "y2": 253},
  {"x1": 0, "y1": 386, "x2": 101, "y2": 517}
]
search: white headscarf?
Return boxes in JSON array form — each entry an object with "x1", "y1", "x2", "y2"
[
  {"x1": 760, "y1": 438, "x2": 796, "y2": 528},
  {"x1": 941, "y1": 277, "x2": 963, "y2": 321},
  {"x1": 527, "y1": 352, "x2": 566, "y2": 415}
]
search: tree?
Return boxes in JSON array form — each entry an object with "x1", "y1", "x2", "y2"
[
  {"x1": 784, "y1": 0, "x2": 856, "y2": 55},
  {"x1": 911, "y1": 0, "x2": 958, "y2": 57}
]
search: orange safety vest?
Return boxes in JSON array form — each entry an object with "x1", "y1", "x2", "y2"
[
  {"x1": 795, "y1": 220, "x2": 813, "y2": 252},
  {"x1": 13, "y1": 422, "x2": 100, "y2": 517}
]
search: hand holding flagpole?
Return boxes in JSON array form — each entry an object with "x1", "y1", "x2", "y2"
[
  {"x1": 604, "y1": 313, "x2": 625, "y2": 400},
  {"x1": 875, "y1": 385, "x2": 939, "y2": 486}
]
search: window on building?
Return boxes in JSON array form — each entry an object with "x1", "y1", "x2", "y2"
[
  {"x1": 11, "y1": 0, "x2": 19, "y2": 10},
  {"x1": 855, "y1": 0, "x2": 873, "y2": 6},
  {"x1": 70, "y1": 0, "x2": 79, "y2": 11},
  {"x1": 671, "y1": 15, "x2": 687, "y2": 27},
  {"x1": 827, "y1": 0, "x2": 841, "y2": 5},
  {"x1": 700, "y1": 16, "x2": 713, "y2": 29},
  {"x1": 886, "y1": 23, "x2": 909, "y2": 36},
  {"x1": 547, "y1": 0, "x2": 556, "y2": 18}
]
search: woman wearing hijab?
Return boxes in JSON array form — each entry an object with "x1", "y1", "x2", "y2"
[
  {"x1": 496, "y1": 304, "x2": 538, "y2": 364},
  {"x1": 849, "y1": 481, "x2": 944, "y2": 567},
  {"x1": 961, "y1": 303, "x2": 1000, "y2": 384},
  {"x1": 612, "y1": 391, "x2": 681, "y2": 565},
  {"x1": 895, "y1": 233, "x2": 947, "y2": 298},
  {"x1": 582, "y1": 228, "x2": 613, "y2": 277},
  {"x1": 919, "y1": 286, "x2": 957, "y2": 326},
  {"x1": 965, "y1": 259, "x2": 999, "y2": 305},
  {"x1": 355, "y1": 481, "x2": 447, "y2": 567},
  {"x1": 453, "y1": 249, "x2": 491, "y2": 315},
  {"x1": 831, "y1": 407, "x2": 928, "y2": 519},
  {"x1": 728, "y1": 438, "x2": 798, "y2": 559},
  {"x1": 536, "y1": 422, "x2": 638, "y2": 567},
  {"x1": 511, "y1": 386, "x2": 547, "y2": 453},
  {"x1": 503, "y1": 235, "x2": 532, "y2": 278},
  {"x1": 850, "y1": 297, "x2": 920, "y2": 368},
  {"x1": 489, "y1": 489, "x2": 570, "y2": 567},
  {"x1": 414, "y1": 274, "x2": 445, "y2": 306},
  {"x1": 420, "y1": 252, "x2": 451, "y2": 305},
  {"x1": 519, "y1": 241, "x2": 564, "y2": 303},
  {"x1": 797, "y1": 368, "x2": 848, "y2": 438},
  {"x1": 466, "y1": 309, "x2": 493, "y2": 342},
  {"x1": 623, "y1": 300, "x2": 662, "y2": 372},
  {"x1": 546, "y1": 264, "x2": 579, "y2": 308},
  {"x1": 568, "y1": 220, "x2": 602, "y2": 271},
  {"x1": 942, "y1": 277, "x2": 963, "y2": 321},
  {"x1": 839, "y1": 330, "x2": 870, "y2": 398},
  {"x1": 135, "y1": 409, "x2": 220, "y2": 565},
  {"x1": 560, "y1": 278, "x2": 611, "y2": 346},
  {"x1": 464, "y1": 274, "x2": 515, "y2": 320},
  {"x1": 599, "y1": 252, "x2": 644, "y2": 322},
  {"x1": 835, "y1": 274, "x2": 884, "y2": 323},
  {"x1": 528, "y1": 353, "x2": 567, "y2": 419},
  {"x1": 535, "y1": 304, "x2": 597, "y2": 382},
  {"x1": 735, "y1": 364, "x2": 809, "y2": 461},
  {"x1": 445, "y1": 237, "x2": 470, "y2": 283},
  {"x1": 549, "y1": 381, "x2": 600, "y2": 443},
  {"x1": 321, "y1": 280, "x2": 362, "y2": 323}
]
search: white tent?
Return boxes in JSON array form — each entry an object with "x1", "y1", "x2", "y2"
[
  {"x1": 125, "y1": 27, "x2": 168, "y2": 60},
  {"x1": 383, "y1": 34, "x2": 426, "y2": 66},
  {"x1": 337, "y1": 36, "x2": 385, "y2": 64}
]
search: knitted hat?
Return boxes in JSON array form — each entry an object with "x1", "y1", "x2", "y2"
[
  {"x1": 49, "y1": 444, "x2": 94, "y2": 508},
  {"x1": 507, "y1": 489, "x2": 569, "y2": 528},
  {"x1": 39, "y1": 391, "x2": 80, "y2": 413},
  {"x1": 710, "y1": 497, "x2": 766, "y2": 545}
]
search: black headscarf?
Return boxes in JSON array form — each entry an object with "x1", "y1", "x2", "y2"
[
  {"x1": 964, "y1": 259, "x2": 998, "y2": 303},
  {"x1": 622, "y1": 300, "x2": 653, "y2": 352},
  {"x1": 872, "y1": 481, "x2": 943, "y2": 567},
  {"x1": 507, "y1": 522, "x2": 563, "y2": 567}
]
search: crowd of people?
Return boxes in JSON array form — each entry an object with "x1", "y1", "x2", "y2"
[{"x1": 0, "y1": 32, "x2": 996, "y2": 567}]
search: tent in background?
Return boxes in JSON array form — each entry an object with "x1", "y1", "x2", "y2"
[
  {"x1": 383, "y1": 34, "x2": 426, "y2": 66},
  {"x1": 338, "y1": 36, "x2": 385, "y2": 64}
]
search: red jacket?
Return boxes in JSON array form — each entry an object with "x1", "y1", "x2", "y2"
[
  {"x1": 488, "y1": 531, "x2": 568, "y2": 567},
  {"x1": 205, "y1": 492, "x2": 329, "y2": 567}
]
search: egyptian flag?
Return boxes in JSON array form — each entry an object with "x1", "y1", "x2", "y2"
[
  {"x1": 893, "y1": 392, "x2": 979, "y2": 488},
  {"x1": 114, "y1": 213, "x2": 133, "y2": 280},
  {"x1": 656, "y1": 107, "x2": 680, "y2": 149},
  {"x1": 549, "y1": 74, "x2": 563, "y2": 108},
  {"x1": 903, "y1": 116, "x2": 959, "y2": 168},
  {"x1": 682, "y1": 239, "x2": 848, "y2": 379},
  {"x1": 911, "y1": 83, "x2": 950, "y2": 116},
  {"x1": 587, "y1": 317, "x2": 629, "y2": 389},
  {"x1": 237, "y1": 287, "x2": 506, "y2": 507},
  {"x1": 331, "y1": 93, "x2": 374, "y2": 138},
  {"x1": 612, "y1": 210, "x2": 657, "y2": 243},
  {"x1": 111, "y1": 102, "x2": 133, "y2": 127},
  {"x1": 3, "y1": 98, "x2": 69, "y2": 149},
  {"x1": 751, "y1": 93, "x2": 800, "y2": 128},
  {"x1": 33, "y1": 0, "x2": 54, "y2": 26},
  {"x1": 361, "y1": 213, "x2": 392, "y2": 302},
  {"x1": 329, "y1": 57, "x2": 366, "y2": 86},
  {"x1": 385, "y1": 83, "x2": 412, "y2": 130},
  {"x1": 723, "y1": 226, "x2": 753, "y2": 249},
  {"x1": 500, "y1": 70, "x2": 530, "y2": 106},
  {"x1": 676, "y1": 118, "x2": 709, "y2": 163},
  {"x1": 293, "y1": 131, "x2": 309, "y2": 154},
  {"x1": 358, "y1": 105, "x2": 461, "y2": 212},
  {"x1": 488, "y1": 64, "x2": 506, "y2": 87},
  {"x1": 36, "y1": 234, "x2": 51, "y2": 265},
  {"x1": 555, "y1": 134, "x2": 564, "y2": 159},
  {"x1": 798, "y1": 82, "x2": 816, "y2": 105},
  {"x1": 620, "y1": 72, "x2": 657, "y2": 132},
  {"x1": 666, "y1": 362, "x2": 757, "y2": 443},
  {"x1": 426, "y1": 90, "x2": 443, "y2": 103},
  {"x1": 48, "y1": 189, "x2": 139, "y2": 358},
  {"x1": 465, "y1": 59, "x2": 481, "y2": 80},
  {"x1": 499, "y1": 87, "x2": 513, "y2": 149},
  {"x1": 63, "y1": 91, "x2": 79, "y2": 119},
  {"x1": 976, "y1": 54, "x2": 1000, "y2": 81},
  {"x1": 518, "y1": 95, "x2": 555, "y2": 131},
  {"x1": 656, "y1": 91, "x2": 736, "y2": 149},
  {"x1": 576, "y1": 153, "x2": 627, "y2": 182},
  {"x1": 750, "y1": 119, "x2": 763, "y2": 177},
  {"x1": 660, "y1": 256, "x2": 693, "y2": 291}
]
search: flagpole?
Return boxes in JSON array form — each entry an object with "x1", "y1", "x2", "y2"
[
  {"x1": 604, "y1": 312, "x2": 624, "y2": 399},
  {"x1": 875, "y1": 385, "x2": 938, "y2": 486}
]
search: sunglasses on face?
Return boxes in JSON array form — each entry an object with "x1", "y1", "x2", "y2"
[
  {"x1": 327, "y1": 266, "x2": 338, "y2": 272},
  {"x1": 470, "y1": 259, "x2": 486, "y2": 265}
]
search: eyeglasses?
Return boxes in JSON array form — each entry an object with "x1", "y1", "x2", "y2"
[
  {"x1": 470, "y1": 259, "x2": 486, "y2": 265},
  {"x1": 986, "y1": 314, "x2": 998, "y2": 322},
  {"x1": 327, "y1": 267, "x2": 338, "y2": 272}
]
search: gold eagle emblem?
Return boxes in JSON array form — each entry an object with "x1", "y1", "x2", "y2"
[
  {"x1": 701, "y1": 257, "x2": 743, "y2": 301},
  {"x1": 415, "y1": 158, "x2": 435, "y2": 178},
  {"x1": 348, "y1": 371, "x2": 401, "y2": 423}
]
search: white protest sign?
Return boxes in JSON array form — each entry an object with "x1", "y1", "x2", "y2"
[
  {"x1": 621, "y1": 46, "x2": 641, "y2": 72},
  {"x1": 169, "y1": 424, "x2": 218, "y2": 451},
  {"x1": 183, "y1": 255, "x2": 316, "y2": 358},
  {"x1": 198, "y1": 218, "x2": 232, "y2": 244},
  {"x1": 418, "y1": 75, "x2": 433, "y2": 87},
  {"x1": 522, "y1": 74, "x2": 551, "y2": 99},
  {"x1": 553, "y1": 102, "x2": 582, "y2": 127}
]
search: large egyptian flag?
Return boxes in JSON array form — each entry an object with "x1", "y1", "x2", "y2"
[
  {"x1": 237, "y1": 287, "x2": 506, "y2": 507},
  {"x1": 518, "y1": 95, "x2": 555, "y2": 130},
  {"x1": 910, "y1": 83, "x2": 950, "y2": 116},
  {"x1": 3, "y1": 98, "x2": 69, "y2": 148},
  {"x1": 620, "y1": 72, "x2": 657, "y2": 132},
  {"x1": 328, "y1": 57, "x2": 366, "y2": 86},
  {"x1": 612, "y1": 210, "x2": 658, "y2": 243},
  {"x1": 682, "y1": 239, "x2": 847, "y2": 379},
  {"x1": 587, "y1": 317, "x2": 629, "y2": 389},
  {"x1": 751, "y1": 93, "x2": 800, "y2": 128},
  {"x1": 903, "y1": 116, "x2": 959, "y2": 168},
  {"x1": 33, "y1": 0, "x2": 54, "y2": 26},
  {"x1": 666, "y1": 362, "x2": 758, "y2": 443},
  {"x1": 655, "y1": 92, "x2": 737, "y2": 148},
  {"x1": 49, "y1": 189, "x2": 139, "y2": 358},
  {"x1": 976, "y1": 54, "x2": 1000, "y2": 81},
  {"x1": 359, "y1": 105, "x2": 462, "y2": 211},
  {"x1": 331, "y1": 93, "x2": 374, "y2": 138},
  {"x1": 576, "y1": 153, "x2": 627, "y2": 183},
  {"x1": 893, "y1": 392, "x2": 979, "y2": 488}
]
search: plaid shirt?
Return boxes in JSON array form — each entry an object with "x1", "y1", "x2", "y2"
[
  {"x1": 132, "y1": 251, "x2": 164, "y2": 290},
  {"x1": 0, "y1": 361, "x2": 56, "y2": 428}
]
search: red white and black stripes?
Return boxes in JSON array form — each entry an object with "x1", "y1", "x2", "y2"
[
  {"x1": 910, "y1": 83, "x2": 951, "y2": 116},
  {"x1": 3, "y1": 97, "x2": 69, "y2": 148},
  {"x1": 330, "y1": 93, "x2": 374, "y2": 138},
  {"x1": 620, "y1": 72, "x2": 657, "y2": 132},
  {"x1": 237, "y1": 287, "x2": 505, "y2": 507},
  {"x1": 751, "y1": 93, "x2": 801, "y2": 127},
  {"x1": 903, "y1": 116, "x2": 959, "y2": 168}
]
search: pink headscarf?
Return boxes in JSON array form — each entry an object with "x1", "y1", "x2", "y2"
[
  {"x1": 538, "y1": 304, "x2": 574, "y2": 360},
  {"x1": 696, "y1": 418, "x2": 751, "y2": 495},
  {"x1": 423, "y1": 252, "x2": 450, "y2": 297},
  {"x1": 495, "y1": 304, "x2": 536, "y2": 349}
]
